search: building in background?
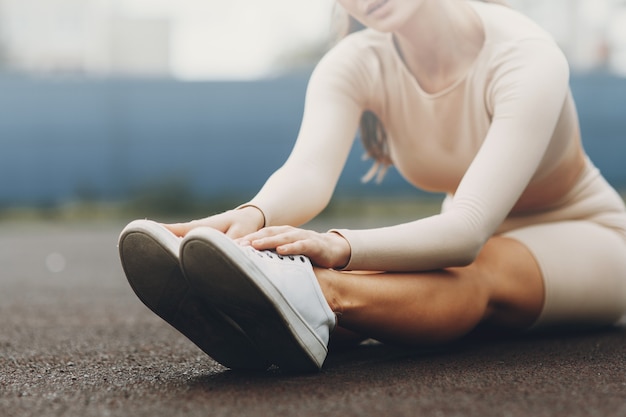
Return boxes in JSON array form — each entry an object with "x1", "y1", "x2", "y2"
[
  {"x1": 606, "y1": 0, "x2": 626, "y2": 75},
  {"x1": 0, "y1": 0, "x2": 624, "y2": 78},
  {"x1": 0, "y1": 0, "x2": 171, "y2": 77},
  {"x1": 509, "y1": 0, "x2": 626, "y2": 75},
  {"x1": 0, "y1": 0, "x2": 333, "y2": 79}
]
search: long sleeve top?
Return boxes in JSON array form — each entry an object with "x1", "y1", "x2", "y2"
[{"x1": 245, "y1": 1, "x2": 581, "y2": 271}]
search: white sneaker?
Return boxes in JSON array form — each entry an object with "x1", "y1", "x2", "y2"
[
  {"x1": 118, "y1": 219, "x2": 270, "y2": 370},
  {"x1": 180, "y1": 227, "x2": 336, "y2": 372}
]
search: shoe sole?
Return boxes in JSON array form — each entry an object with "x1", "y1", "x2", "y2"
[
  {"x1": 180, "y1": 228, "x2": 327, "y2": 373},
  {"x1": 118, "y1": 221, "x2": 270, "y2": 370}
]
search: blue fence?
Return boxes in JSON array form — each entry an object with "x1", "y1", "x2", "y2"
[{"x1": 0, "y1": 72, "x2": 624, "y2": 206}]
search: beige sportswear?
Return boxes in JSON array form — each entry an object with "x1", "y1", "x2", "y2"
[{"x1": 245, "y1": 2, "x2": 624, "y2": 273}]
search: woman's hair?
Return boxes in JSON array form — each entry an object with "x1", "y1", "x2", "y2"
[{"x1": 333, "y1": 0, "x2": 509, "y2": 183}]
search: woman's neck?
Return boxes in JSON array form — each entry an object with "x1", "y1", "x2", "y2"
[{"x1": 393, "y1": 0, "x2": 485, "y2": 94}]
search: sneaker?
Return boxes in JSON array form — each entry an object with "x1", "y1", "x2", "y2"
[
  {"x1": 180, "y1": 227, "x2": 336, "y2": 372},
  {"x1": 118, "y1": 219, "x2": 270, "y2": 370}
]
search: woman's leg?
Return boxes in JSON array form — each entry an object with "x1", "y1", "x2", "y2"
[
  {"x1": 504, "y1": 221, "x2": 626, "y2": 328},
  {"x1": 316, "y1": 236, "x2": 545, "y2": 345}
]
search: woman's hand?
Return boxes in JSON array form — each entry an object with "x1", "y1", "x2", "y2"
[
  {"x1": 239, "y1": 226, "x2": 351, "y2": 269},
  {"x1": 163, "y1": 206, "x2": 265, "y2": 239}
]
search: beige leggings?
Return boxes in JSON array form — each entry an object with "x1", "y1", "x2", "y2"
[{"x1": 499, "y1": 159, "x2": 626, "y2": 328}]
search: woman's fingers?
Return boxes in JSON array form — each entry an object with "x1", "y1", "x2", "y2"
[
  {"x1": 162, "y1": 208, "x2": 264, "y2": 239},
  {"x1": 242, "y1": 226, "x2": 305, "y2": 248},
  {"x1": 163, "y1": 222, "x2": 351, "y2": 268},
  {"x1": 242, "y1": 226, "x2": 351, "y2": 269},
  {"x1": 162, "y1": 219, "x2": 203, "y2": 237}
]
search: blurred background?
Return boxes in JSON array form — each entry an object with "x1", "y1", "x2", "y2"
[{"x1": 0, "y1": 0, "x2": 624, "y2": 221}]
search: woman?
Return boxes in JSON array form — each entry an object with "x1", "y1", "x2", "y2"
[{"x1": 118, "y1": 0, "x2": 626, "y2": 372}]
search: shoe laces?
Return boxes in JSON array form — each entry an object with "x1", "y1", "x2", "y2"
[{"x1": 245, "y1": 247, "x2": 307, "y2": 264}]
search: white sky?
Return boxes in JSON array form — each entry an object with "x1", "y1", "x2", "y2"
[{"x1": 115, "y1": 0, "x2": 335, "y2": 79}]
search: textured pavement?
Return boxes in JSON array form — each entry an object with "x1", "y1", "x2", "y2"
[{"x1": 0, "y1": 221, "x2": 624, "y2": 417}]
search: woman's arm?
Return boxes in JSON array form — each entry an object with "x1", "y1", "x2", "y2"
[
  {"x1": 331, "y1": 39, "x2": 571, "y2": 271},
  {"x1": 242, "y1": 42, "x2": 370, "y2": 227},
  {"x1": 165, "y1": 38, "x2": 371, "y2": 239}
]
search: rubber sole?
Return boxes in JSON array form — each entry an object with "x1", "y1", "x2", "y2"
[
  {"x1": 180, "y1": 228, "x2": 328, "y2": 373},
  {"x1": 118, "y1": 221, "x2": 270, "y2": 371}
]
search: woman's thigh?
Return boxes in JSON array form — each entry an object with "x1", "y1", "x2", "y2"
[
  {"x1": 321, "y1": 236, "x2": 546, "y2": 343},
  {"x1": 504, "y1": 221, "x2": 626, "y2": 329}
]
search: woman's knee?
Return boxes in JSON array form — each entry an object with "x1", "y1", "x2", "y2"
[{"x1": 470, "y1": 237, "x2": 545, "y2": 329}]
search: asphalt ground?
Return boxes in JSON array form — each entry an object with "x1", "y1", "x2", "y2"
[{"x1": 0, "y1": 220, "x2": 625, "y2": 417}]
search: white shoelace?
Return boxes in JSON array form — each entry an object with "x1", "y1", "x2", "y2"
[{"x1": 245, "y1": 247, "x2": 307, "y2": 264}]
